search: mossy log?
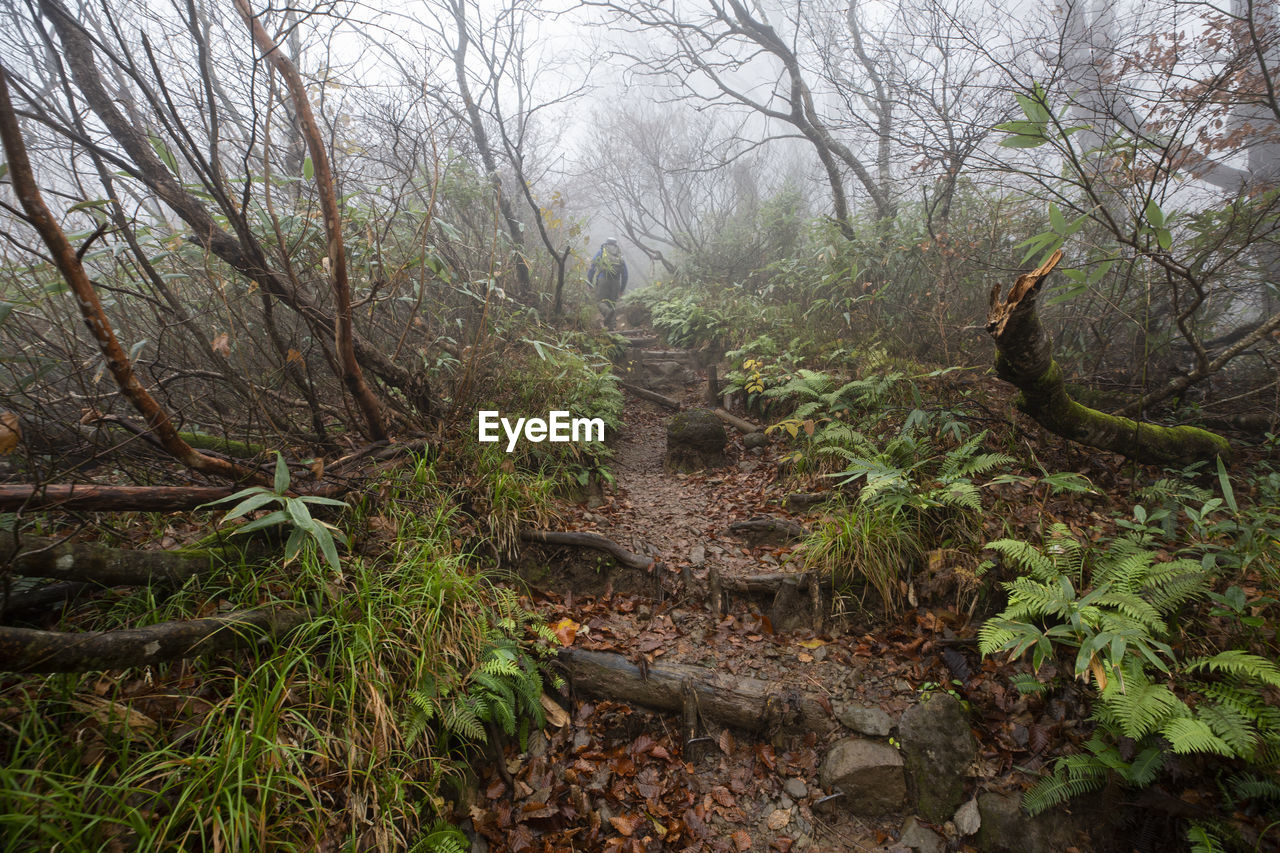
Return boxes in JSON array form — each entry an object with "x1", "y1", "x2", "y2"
[
  {"x1": 177, "y1": 431, "x2": 265, "y2": 459},
  {"x1": 0, "y1": 607, "x2": 308, "y2": 673},
  {"x1": 987, "y1": 250, "x2": 1231, "y2": 465},
  {"x1": 0, "y1": 530, "x2": 239, "y2": 585}
]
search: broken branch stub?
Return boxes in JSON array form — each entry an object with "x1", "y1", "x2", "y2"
[{"x1": 987, "y1": 250, "x2": 1230, "y2": 465}]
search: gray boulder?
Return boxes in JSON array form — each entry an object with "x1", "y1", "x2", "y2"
[
  {"x1": 665, "y1": 409, "x2": 728, "y2": 472},
  {"x1": 973, "y1": 793, "x2": 1084, "y2": 853},
  {"x1": 818, "y1": 737, "x2": 907, "y2": 816},
  {"x1": 898, "y1": 694, "x2": 977, "y2": 822},
  {"x1": 898, "y1": 817, "x2": 945, "y2": 853},
  {"x1": 836, "y1": 702, "x2": 894, "y2": 737}
]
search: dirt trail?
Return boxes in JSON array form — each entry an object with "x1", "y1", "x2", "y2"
[{"x1": 465, "y1": 333, "x2": 976, "y2": 853}]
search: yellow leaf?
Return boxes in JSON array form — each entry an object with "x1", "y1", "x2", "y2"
[
  {"x1": 797, "y1": 638, "x2": 828, "y2": 649},
  {"x1": 551, "y1": 617, "x2": 579, "y2": 647}
]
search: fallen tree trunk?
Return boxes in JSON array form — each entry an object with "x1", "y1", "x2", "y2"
[
  {"x1": 619, "y1": 383, "x2": 681, "y2": 410},
  {"x1": 0, "y1": 607, "x2": 309, "y2": 673},
  {"x1": 558, "y1": 647, "x2": 836, "y2": 736},
  {"x1": 520, "y1": 529, "x2": 655, "y2": 571},
  {"x1": 0, "y1": 485, "x2": 237, "y2": 512},
  {"x1": 0, "y1": 531, "x2": 236, "y2": 585},
  {"x1": 714, "y1": 408, "x2": 761, "y2": 435},
  {"x1": 987, "y1": 250, "x2": 1231, "y2": 465},
  {"x1": 0, "y1": 485, "x2": 239, "y2": 512},
  {"x1": 0, "y1": 581, "x2": 90, "y2": 619}
]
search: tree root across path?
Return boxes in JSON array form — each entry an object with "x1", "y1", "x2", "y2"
[
  {"x1": 0, "y1": 606, "x2": 309, "y2": 673},
  {"x1": 520, "y1": 529, "x2": 656, "y2": 571},
  {"x1": 557, "y1": 647, "x2": 837, "y2": 738}
]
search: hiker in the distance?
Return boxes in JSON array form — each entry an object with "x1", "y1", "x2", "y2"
[{"x1": 587, "y1": 237, "x2": 628, "y2": 329}]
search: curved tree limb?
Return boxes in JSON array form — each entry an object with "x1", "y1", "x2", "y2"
[
  {"x1": 987, "y1": 250, "x2": 1231, "y2": 465},
  {"x1": 0, "y1": 607, "x2": 309, "y2": 673},
  {"x1": 0, "y1": 64, "x2": 267, "y2": 485}
]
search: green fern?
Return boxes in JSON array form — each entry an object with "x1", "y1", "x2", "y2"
[
  {"x1": 1186, "y1": 822, "x2": 1230, "y2": 853},
  {"x1": 409, "y1": 821, "x2": 470, "y2": 853},
  {"x1": 1023, "y1": 752, "x2": 1109, "y2": 815}
]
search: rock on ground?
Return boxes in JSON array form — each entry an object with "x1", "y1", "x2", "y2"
[
  {"x1": 818, "y1": 737, "x2": 907, "y2": 816},
  {"x1": 897, "y1": 816, "x2": 945, "y2": 853},
  {"x1": 898, "y1": 694, "x2": 977, "y2": 822},
  {"x1": 664, "y1": 409, "x2": 728, "y2": 472},
  {"x1": 953, "y1": 797, "x2": 981, "y2": 836},
  {"x1": 835, "y1": 702, "x2": 893, "y2": 737}
]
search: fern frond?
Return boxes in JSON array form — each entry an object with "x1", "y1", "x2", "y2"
[
  {"x1": 1198, "y1": 701, "x2": 1259, "y2": 758},
  {"x1": 1186, "y1": 651, "x2": 1280, "y2": 689},
  {"x1": 1162, "y1": 717, "x2": 1234, "y2": 756},
  {"x1": 1186, "y1": 822, "x2": 1229, "y2": 853},
  {"x1": 445, "y1": 702, "x2": 486, "y2": 742},
  {"x1": 1140, "y1": 561, "x2": 1209, "y2": 612},
  {"x1": 1227, "y1": 772, "x2": 1280, "y2": 803},
  {"x1": 1023, "y1": 754, "x2": 1108, "y2": 815},
  {"x1": 987, "y1": 538, "x2": 1056, "y2": 581},
  {"x1": 410, "y1": 821, "x2": 470, "y2": 853},
  {"x1": 1125, "y1": 746, "x2": 1167, "y2": 786},
  {"x1": 1100, "y1": 676, "x2": 1184, "y2": 740}
]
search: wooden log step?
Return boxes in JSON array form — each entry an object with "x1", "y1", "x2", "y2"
[
  {"x1": 714, "y1": 408, "x2": 761, "y2": 435},
  {"x1": 619, "y1": 383, "x2": 681, "y2": 410},
  {"x1": 558, "y1": 647, "x2": 837, "y2": 736},
  {"x1": 728, "y1": 515, "x2": 807, "y2": 544}
]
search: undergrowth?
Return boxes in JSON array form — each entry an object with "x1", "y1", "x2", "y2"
[{"x1": 0, "y1": 450, "x2": 559, "y2": 851}]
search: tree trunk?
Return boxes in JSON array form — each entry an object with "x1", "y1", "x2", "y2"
[
  {"x1": 987, "y1": 250, "x2": 1231, "y2": 465},
  {"x1": 0, "y1": 607, "x2": 308, "y2": 673},
  {"x1": 0, "y1": 531, "x2": 238, "y2": 586},
  {"x1": 233, "y1": 0, "x2": 387, "y2": 441}
]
